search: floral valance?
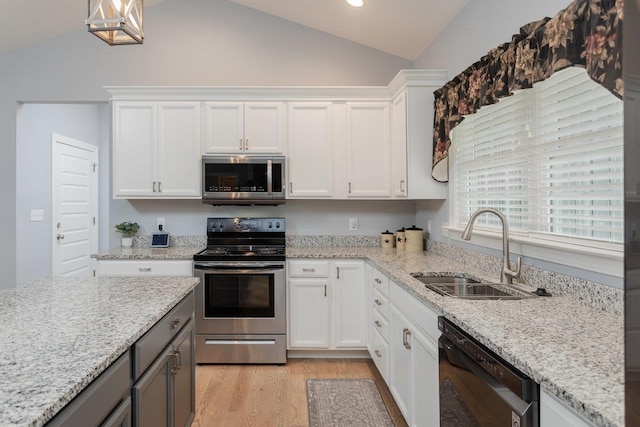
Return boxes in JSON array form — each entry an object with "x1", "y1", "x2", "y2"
[{"x1": 431, "y1": 0, "x2": 623, "y2": 182}]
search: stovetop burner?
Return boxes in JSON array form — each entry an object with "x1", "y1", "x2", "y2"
[{"x1": 194, "y1": 217, "x2": 286, "y2": 262}]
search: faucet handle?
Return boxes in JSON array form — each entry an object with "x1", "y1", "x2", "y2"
[{"x1": 505, "y1": 256, "x2": 522, "y2": 280}]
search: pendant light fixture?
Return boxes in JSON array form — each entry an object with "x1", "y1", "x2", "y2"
[{"x1": 86, "y1": 0, "x2": 144, "y2": 45}]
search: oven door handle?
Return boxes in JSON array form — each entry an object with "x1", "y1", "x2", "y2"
[{"x1": 194, "y1": 265, "x2": 284, "y2": 274}]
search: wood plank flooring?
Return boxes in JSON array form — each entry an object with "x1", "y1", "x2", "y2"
[{"x1": 192, "y1": 358, "x2": 409, "y2": 427}]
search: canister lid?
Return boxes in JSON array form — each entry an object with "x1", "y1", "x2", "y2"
[
  {"x1": 406, "y1": 225, "x2": 423, "y2": 231},
  {"x1": 381, "y1": 230, "x2": 394, "y2": 235},
  {"x1": 396, "y1": 227, "x2": 405, "y2": 233}
]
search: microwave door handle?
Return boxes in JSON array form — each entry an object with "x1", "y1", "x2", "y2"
[{"x1": 267, "y1": 159, "x2": 273, "y2": 196}]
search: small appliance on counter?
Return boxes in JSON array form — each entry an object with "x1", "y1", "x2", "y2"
[
  {"x1": 150, "y1": 225, "x2": 170, "y2": 248},
  {"x1": 381, "y1": 230, "x2": 395, "y2": 248},
  {"x1": 395, "y1": 228, "x2": 406, "y2": 250},
  {"x1": 404, "y1": 225, "x2": 424, "y2": 252}
]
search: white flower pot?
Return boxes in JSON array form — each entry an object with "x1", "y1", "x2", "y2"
[{"x1": 121, "y1": 237, "x2": 133, "y2": 248}]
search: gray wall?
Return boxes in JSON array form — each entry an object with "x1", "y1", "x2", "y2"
[
  {"x1": 412, "y1": 0, "x2": 623, "y2": 288},
  {"x1": 16, "y1": 104, "x2": 110, "y2": 284},
  {"x1": 1, "y1": 0, "x2": 412, "y2": 288}
]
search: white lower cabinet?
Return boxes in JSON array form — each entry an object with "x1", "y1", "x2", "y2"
[
  {"x1": 287, "y1": 259, "x2": 366, "y2": 350},
  {"x1": 388, "y1": 280, "x2": 440, "y2": 427},
  {"x1": 96, "y1": 260, "x2": 193, "y2": 277},
  {"x1": 540, "y1": 388, "x2": 594, "y2": 427}
]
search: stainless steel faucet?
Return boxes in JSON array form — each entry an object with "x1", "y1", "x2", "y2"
[{"x1": 461, "y1": 208, "x2": 522, "y2": 284}]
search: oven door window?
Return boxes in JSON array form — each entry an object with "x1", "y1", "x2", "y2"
[{"x1": 203, "y1": 274, "x2": 274, "y2": 318}]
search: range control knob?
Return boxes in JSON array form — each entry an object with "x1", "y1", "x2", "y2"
[
  {"x1": 211, "y1": 222, "x2": 217, "y2": 230},
  {"x1": 268, "y1": 222, "x2": 273, "y2": 229},
  {"x1": 275, "y1": 222, "x2": 281, "y2": 229}
]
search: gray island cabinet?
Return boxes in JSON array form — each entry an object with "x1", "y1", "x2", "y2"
[{"x1": 0, "y1": 276, "x2": 198, "y2": 427}]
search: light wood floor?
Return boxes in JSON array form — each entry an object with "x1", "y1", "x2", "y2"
[{"x1": 192, "y1": 358, "x2": 409, "y2": 427}]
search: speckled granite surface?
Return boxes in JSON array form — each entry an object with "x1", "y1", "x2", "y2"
[
  {"x1": 0, "y1": 276, "x2": 199, "y2": 427},
  {"x1": 288, "y1": 247, "x2": 624, "y2": 427},
  {"x1": 92, "y1": 245, "x2": 204, "y2": 260}
]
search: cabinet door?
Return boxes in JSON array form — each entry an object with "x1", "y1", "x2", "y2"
[
  {"x1": 157, "y1": 102, "x2": 201, "y2": 197},
  {"x1": 288, "y1": 277, "x2": 330, "y2": 348},
  {"x1": 391, "y1": 91, "x2": 408, "y2": 197},
  {"x1": 332, "y1": 261, "x2": 367, "y2": 348},
  {"x1": 173, "y1": 321, "x2": 195, "y2": 427},
  {"x1": 389, "y1": 306, "x2": 411, "y2": 422},
  {"x1": 345, "y1": 103, "x2": 391, "y2": 198},
  {"x1": 244, "y1": 102, "x2": 286, "y2": 153},
  {"x1": 287, "y1": 103, "x2": 333, "y2": 197},
  {"x1": 102, "y1": 396, "x2": 132, "y2": 427},
  {"x1": 410, "y1": 329, "x2": 439, "y2": 427},
  {"x1": 113, "y1": 102, "x2": 157, "y2": 197},
  {"x1": 133, "y1": 348, "x2": 171, "y2": 427},
  {"x1": 202, "y1": 102, "x2": 244, "y2": 154}
]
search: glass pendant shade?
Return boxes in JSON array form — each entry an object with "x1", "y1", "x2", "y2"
[{"x1": 86, "y1": 0, "x2": 144, "y2": 45}]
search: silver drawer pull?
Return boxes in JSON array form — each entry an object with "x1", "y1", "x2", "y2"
[
  {"x1": 374, "y1": 349, "x2": 382, "y2": 357},
  {"x1": 374, "y1": 278, "x2": 382, "y2": 284},
  {"x1": 138, "y1": 267, "x2": 152, "y2": 272},
  {"x1": 374, "y1": 299, "x2": 382, "y2": 306},
  {"x1": 170, "y1": 349, "x2": 182, "y2": 374},
  {"x1": 170, "y1": 319, "x2": 181, "y2": 330},
  {"x1": 375, "y1": 321, "x2": 382, "y2": 327},
  {"x1": 302, "y1": 268, "x2": 315, "y2": 272}
]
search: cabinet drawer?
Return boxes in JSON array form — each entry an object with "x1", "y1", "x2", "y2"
[
  {"x1": 372, "y1": 288, "x2": 390, "y2": 320},
  {"x1": 134, "y1": 292, "x2": 194, "y2": 379},
  {"x1": 288, "y1": 260, "x2": 329, "y2": 277},
  {"x1": 47, "y1": 351, "x2": 131, "y2": 427},
  {"x1": 97, "y1": 260, "x2": 193, "y2": 276},
  {"x1": 372, "y1": 309, "x2": 389, "y2": 341},
  {"x1": 390, "y1": 280, "x2": 439, "y2": 343},
  {"x1": 370, "y1": 328, "x2": 389, "y2": 383},
  {"x1": 372, "y1": 269, "x2": 390, "y2": 297}
]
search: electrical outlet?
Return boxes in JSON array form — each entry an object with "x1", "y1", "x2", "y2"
[
  {"x1": 349, "y1": 217, "x2": 358, "y2": 231},
  {"x1": 157, "y1": 218, "x2": 165, "y2": 229},
  {"x1": 427, "y1": 220, "x2": 432, "y2": 234}
]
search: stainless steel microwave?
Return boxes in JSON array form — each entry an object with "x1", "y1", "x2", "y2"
[{"x1": 202, "y1": 156, "x2": 286, "y2": 205}]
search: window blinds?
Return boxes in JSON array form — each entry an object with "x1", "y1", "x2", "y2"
[{"x1": 453, "y1": 67, "x2": 623, "y2": 245}]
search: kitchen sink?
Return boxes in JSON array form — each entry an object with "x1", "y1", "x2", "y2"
[{"x1": 410, "y1": 274, "x2": 536, "y2": 300}]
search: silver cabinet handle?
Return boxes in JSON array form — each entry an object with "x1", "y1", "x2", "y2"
[
  {"x1": 402, "y1": 328, "x2": 411, "y2": 350},
  {"x1": 374, "y1": 299, "x2": 382, "y2": 306},
  {"x1": 170, "y1": 319, "x2": 181, "y2": 330},
  {"x1": 290, "y1": 182, "x2": 293, "y2": 194},
  {"x1": 400, "y1": 180, "x2": 405, "y2": 192},
  {"x1": 375, "y1": 320, "x2": 382, "y2": 327},
  {"x1": 302, "y1": 268, "x2": 315, "y2": 272},
  {"x1": 138, "y1": 267, "x2": 152, "y2": 272},
  {"x1": 348, "y1": 182, "x2": 352, "y2": 194},
  {"x1": 337, "y1": 267, "x2": 340, "y2": 279},
  {"x1": 153, "y1": 181, "x2": 157, "y2": 192},
  {"x1": 239, "y1": 138, "x2": 244, "y2": 150},
  {"x1": 245, "y1": 138, "x2": 249, "y2": 150},
  {"x1": 158, "y1": 181, "x2": 162, "y2": 192},
  {"x1": 170, "y1": 349, "x2": 182, "y2": 375},
  {"x1": 324, "y1": 285, "x2": 327, "y2": 297},
  {"x1": 374, "y1": 349, "x2": 382, "y2": 357},
  {"x1": 56, "y1": 234, "x2": 65, "y2": 240},
  {"x1": 374, "y1": 278, "x2": 382, "y2": 284}
]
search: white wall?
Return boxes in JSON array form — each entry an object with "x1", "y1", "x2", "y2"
[{"x1": 0, "y1": 0, "x2": 412, "y2": 288}]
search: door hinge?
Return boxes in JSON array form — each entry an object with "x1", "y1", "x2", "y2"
[{"x1": 93, "y1": 163, "x2": 97, "y2": 173}]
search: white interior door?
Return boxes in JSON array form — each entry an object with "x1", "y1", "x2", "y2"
[{"x1": 51, "y1": 133, "x2": 98, "y2": 277}]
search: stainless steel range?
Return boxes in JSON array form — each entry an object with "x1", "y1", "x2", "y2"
[{"x1": 193, "y1": 217, "x2": 286, "y2": 364}]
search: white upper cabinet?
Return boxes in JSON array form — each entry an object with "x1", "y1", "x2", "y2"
[
  {"x1": 113, "y1": 101, "x2": 201, "y2": 198},
  {"x1": 203, "y1": 102, "x2": 286, "y2": 154},
  {"x1": 391, "y1": 91, "x2": 408, "y2": 197},
  {"x1": 287, "y1": 103, "x2": 334, "y2": 198},
  {"x1": 345, "y1": 103, "x2": 392, "y2": 198}
]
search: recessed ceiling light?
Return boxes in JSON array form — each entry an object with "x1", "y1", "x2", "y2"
[{"x1": 347, "y1": 0, "x2": 363, "y2": 7}]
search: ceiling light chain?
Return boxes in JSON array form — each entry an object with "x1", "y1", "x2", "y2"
[{"x1": 86, "y1": 0, "x2": 144, "y2": 45}]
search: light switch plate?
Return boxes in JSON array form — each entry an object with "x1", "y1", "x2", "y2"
[
  {"x1": 349, "y1": 217, "x2": 358, "y2": 231},
  {"x1": 30, "y1": 209, "x2": 44, "y2": 222}
]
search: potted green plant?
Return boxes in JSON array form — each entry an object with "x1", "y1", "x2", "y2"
[{"x1": 115, "y1": 221, "x2": 139, "y2": 248}]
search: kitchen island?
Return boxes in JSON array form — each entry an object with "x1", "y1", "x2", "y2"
[{"x1": 0, "y1": 275, "x2": 199, "y2": 427}]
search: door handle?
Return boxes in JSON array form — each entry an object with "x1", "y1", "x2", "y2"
[
  {"x1": 402, "y1": 328, "x2": 412, "y2": 350},
  {"x1": 138, "y1": 267, "x2": 152, "y2": 272},
  {"x1": 337, "y1": 267, "x2": 340, "y2": 279},
  {"x1": 375, "y1": 320, "x2": 382, "y2": 327},
  {"x1": 170, "y1": 349, "x2": 182, "y2": 374},
  {"x1": 302, "y1": 268, "x2": 315, "y2": 272},
  {"x1": 324, "y1": 285, "x2": 327, "y2": 297},
  {"x1": 56, "y1": 234, "x2": 65, "y2": 240},
  {"x1": 374, "y1": 349, "x2": 382, "y2": 357},
  {"x1": 400, "y1": 180, "x2": 405, "y2": 192},
  {"x1": 374, "y1": 299, "x2": 382, "y2": 306},
  {"x1": 158, "y1": 181, "x2": 162, "y2": 192},
  {"x1": 153, "y1": 181, "x2": 157, "y2": 192},
  {"x1": 239, "y1": 138, "x2": 244, "y2": 150}
]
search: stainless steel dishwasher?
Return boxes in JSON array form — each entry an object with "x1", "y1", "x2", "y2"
[{"x1": 438, "y1": 317, "x2": 539, "y2": 427}]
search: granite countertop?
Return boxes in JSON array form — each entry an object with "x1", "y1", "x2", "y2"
[
  {"x1": 0, "y1": 276, "x2": 199, "y2": 427},
  {"x1": 92, "y1": 244, "x2": 623, "y2": 426},
  {"x1": 91, "y1": 245, "x2": 204, "y2": 260},
  {"x1": 288, "y1": 247, "x2": 624, "y2": 427}
]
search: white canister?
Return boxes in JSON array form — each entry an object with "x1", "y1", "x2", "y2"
[
  {"x1": 395, "y1": 228, "x2": 406, "y2": 250},
  {"x1": 381, "y1": 230, "x2": 395, "y2": 249},
  {"x1": 404, "y1": 225, "x2": 424, "y2": 252}
]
